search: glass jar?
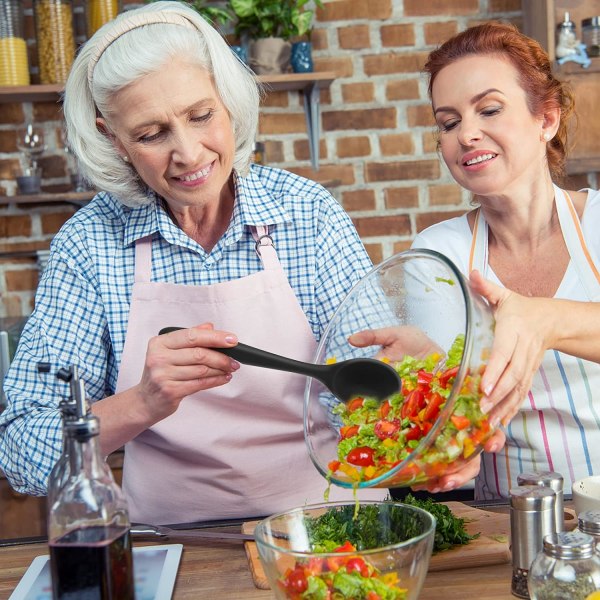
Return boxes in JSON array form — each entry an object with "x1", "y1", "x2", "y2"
[
  {"x1": 34, "y1": 0, "x2": 75, "y2": 84},
  {"x1": 578, "y1": 510, "x2": 600, "y2": 546},
  {"x1": 0, "y1": 0, "x2": 30, "y2": 86},
  {"x1": 86, "y1": 0, "x2": 121, "y2": 39},
  {"x1": 582, "y1": 17, "x2": 600, "y2": 57},
  {"x1": 528, "y1": 531, "x2": 600, "y2": 600}
]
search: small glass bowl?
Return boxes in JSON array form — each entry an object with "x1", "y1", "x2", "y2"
[
  {"x1": 304, "y1": 249, "x2": 496, "y2": 489},
  {"x1": 254, "y1": 501, "x2": 436, "y2": 600}
]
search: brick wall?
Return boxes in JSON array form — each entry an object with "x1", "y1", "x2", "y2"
[{"x1": 0, "y1": 0, "x2": 594, "y2": 318}]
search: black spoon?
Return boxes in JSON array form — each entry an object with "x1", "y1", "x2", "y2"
[{"x1": 159, "y1": 327, "x2": 401, "y2": 402}]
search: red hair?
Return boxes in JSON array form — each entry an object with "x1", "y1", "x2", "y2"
[{"x1": 423, "y1": 22, "x2": 575, "y2": 182}]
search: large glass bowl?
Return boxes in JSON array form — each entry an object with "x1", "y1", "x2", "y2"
[
  {"x1": 304, "y1": 249, "x2": 496, "y2": 489},
  {"x1": 254, "y1": 501, "x2": 436, "y2": 600}
]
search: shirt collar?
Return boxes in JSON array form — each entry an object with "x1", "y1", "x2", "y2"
[{"x1": 122, "y1": 168, "x2": 291, "y2": 249}]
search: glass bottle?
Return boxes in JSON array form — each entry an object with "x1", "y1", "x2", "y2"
[
  {"x1": 34, "y1": 0, "x2": 75, "y2": 84},
  {"x1": 86, "y1": 0, "x2": 122, "y2": 39},
  {"x1": 528, "y1": 531, "x2": 600, "y2": 600},
  {"x1": 47, "y1": 365, "x2": 134, "y2": 600},
  {"x1": 0, "y1": 0, "x2": 30, "y2": 85}
]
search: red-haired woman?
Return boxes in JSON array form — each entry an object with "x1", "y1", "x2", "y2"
[{"x1": 412, "y1": 22, "x2": 600, "y2": 500}]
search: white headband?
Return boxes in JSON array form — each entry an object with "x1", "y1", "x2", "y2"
[{"x1": 87, "y1": 11, "x2": 198, "y2": 86}]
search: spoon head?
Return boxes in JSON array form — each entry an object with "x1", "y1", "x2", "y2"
[{"x1": 330, "y1": 358, "x2": 401, "y2": 402}]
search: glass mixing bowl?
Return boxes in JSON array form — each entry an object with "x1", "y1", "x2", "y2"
[
  {"x1": 304, "y1": 249, "x2": 496, "y2": 489},
  {"x1": 254, "y1": 500, "x2": 436, "y2": 600}
]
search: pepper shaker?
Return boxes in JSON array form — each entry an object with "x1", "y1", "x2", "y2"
[
  {"x1": 510, "y1": 485, "x2": 557, "y2": 599},
  {"x1": 517, "y1": 471, "x2": 564, "y2": 532},
  {"x1": 578, "y1": 510, "x2": 600, "y2": 546}
]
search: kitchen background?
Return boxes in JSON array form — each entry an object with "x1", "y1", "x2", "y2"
[{"x1": 0, "y1": 0, "x2": 597, "y2": 320}]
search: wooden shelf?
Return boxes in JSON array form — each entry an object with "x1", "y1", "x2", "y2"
[
  {"x1": 0, "y1": 72, "x2": 336, "y2": 103},
  {"x1": 0, "y1": 191, "x2": 95, "y2": 206},
  {"x1": 0, "y1": 72, "x2": 336, "y2": 170}
]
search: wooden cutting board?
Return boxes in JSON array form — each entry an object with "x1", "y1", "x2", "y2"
[{"x1": 241, "y1": 501, "x2": 511, "y2": 590}]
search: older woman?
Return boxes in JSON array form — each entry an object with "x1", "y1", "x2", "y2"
[
  {"x1": 411, "y1": 22, "x2": 600, "y2": 499},
  {"x1": 0, "y1": 1, "x2": 384, "y2": 524}
]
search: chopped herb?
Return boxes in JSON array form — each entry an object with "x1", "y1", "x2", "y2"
[{"x1": 402, "y1": 494, "x2": 479, "y2": 552}]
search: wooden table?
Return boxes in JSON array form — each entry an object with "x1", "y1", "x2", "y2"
[{"x1": 0, "y1": 535, "x2": 515, "y2": 600}]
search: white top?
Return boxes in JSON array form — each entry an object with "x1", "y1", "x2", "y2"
[{"x1": 412, "y1": 187, "x2": 600, "y2": 499}]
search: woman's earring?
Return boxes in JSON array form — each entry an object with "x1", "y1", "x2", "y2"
[
  {"x1": 122, "y1": 155, "x2": 129, "y2": 162},
  {"x1": 543, "y1": 133, "x2": 551, "y2": 142}
]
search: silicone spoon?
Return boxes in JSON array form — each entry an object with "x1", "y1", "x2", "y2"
[{"x1": 159, "y1": 327, "x2": 400, "y2": 401}]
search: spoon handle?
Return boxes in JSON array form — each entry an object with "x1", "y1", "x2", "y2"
[{"x1": 158, "y1": 327, "x2": 324, "y2": 379}]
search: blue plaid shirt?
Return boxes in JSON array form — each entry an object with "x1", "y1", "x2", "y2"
[{"x1": 0, "y1": 165, "x2": 373, "y2": 495}]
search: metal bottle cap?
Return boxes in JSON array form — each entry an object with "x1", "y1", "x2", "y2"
[
  {"x1": 510, "y1": 485, "x2": 556, "y2": 511},
  {"x1": 578, "y1": 510, "x2": 600, "y2": 536},
  {"x1": 517, "y1": 471, "x2": 563, "y2": 492},
  {"x1": 542, "y1": 531, "x2": 595, "y2": 559}
]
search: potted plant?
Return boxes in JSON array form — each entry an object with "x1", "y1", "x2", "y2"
[
  {"x1": 228, "y1": 0, "x2": 322, "y2": 74},
  {"x1": 146, "y1": 1, "x2": 233, "y2": 29}
]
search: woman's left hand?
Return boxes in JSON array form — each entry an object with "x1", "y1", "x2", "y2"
[
  {"x1": 411, "y1": 429, "x2": 506, "y2": 493},
  {"x1": 470, "y1": 270, "x2": 549, "y2": 428}
]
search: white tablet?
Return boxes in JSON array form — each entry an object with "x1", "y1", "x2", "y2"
[{"x1": 9, "y1": 544, "x2": 183, "y2": 600}]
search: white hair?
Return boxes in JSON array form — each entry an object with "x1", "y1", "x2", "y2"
[{"x1": 63, "y1": 1, "x2": 261, "y2": 207}]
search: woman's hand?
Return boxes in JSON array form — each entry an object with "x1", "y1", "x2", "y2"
[
  {"x1": 348, "y1": 326, "x2": 442, "y2": 362},
  {"x1": 412, "y1": 429, "x2": 506, "y2": 493},
  {"x1": 136, "y1": 323, "x2": 240, "y2": 422},
  {"x1": 470, "y1": 270, "x2": 549, "y2": 427}
]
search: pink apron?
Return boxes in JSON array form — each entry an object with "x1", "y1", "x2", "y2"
[{"x1": 116, "y1": 227, "x2": 385, "y2": 524}]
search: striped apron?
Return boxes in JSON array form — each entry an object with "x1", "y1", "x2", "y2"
[{"x1": 470, "y1": 185, "x2": 600, "y2": 499}]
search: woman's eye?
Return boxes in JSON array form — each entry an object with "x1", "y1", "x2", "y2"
[
  {"x1": 482, "y1": 106, "x2": 501, "y2": 117},
  {"x1": 138, "y1": 131, "x2": 162, "y2": 143},
  {"x1": 191, "y1": 110, "x2": 213, "y2": 123},
  {"x1": 440, "y1": 120, "x2": 459, "y2": 132}
]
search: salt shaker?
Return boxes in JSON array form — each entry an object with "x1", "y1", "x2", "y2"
[
  {"x1": 578, "y1": 510, "x2": 600, "y2": 546},
  {"x1": 510, "y1": 485, "x2": 557, "y2": 598},
  {"x1": 518, "y1": 471, "x2": 564, "y2": 532},
  {"x1": 528, "y1": 531, "x2": 600, "y2": 599}
]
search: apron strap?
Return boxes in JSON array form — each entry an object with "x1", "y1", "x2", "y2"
[
  {"x1": 251, "y1": 225, "x2": 281, "y2": 270},
  {"x1": 468, "y1": 207, "x2": 488, "y2": 275},
  {"x1": 554, "y1": 184, "x2": 600, "y2": 300},
  {"x1": 134, "y1": 236, "x2": 153, "y2": 283}
]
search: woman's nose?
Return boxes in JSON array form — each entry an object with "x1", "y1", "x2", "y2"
[
  {"x1": 456, "y1": 119, "x2": 483, "y2": 146},
  {"x1": 171, "y1": 129, "x2": 202, "y2": 164}
]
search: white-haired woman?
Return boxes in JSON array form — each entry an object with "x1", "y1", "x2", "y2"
[{"x1": 0, "y1": 1, "x2": 384, "y2": 524}]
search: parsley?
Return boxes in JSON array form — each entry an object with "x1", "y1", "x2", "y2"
[
  {"x1": 402, "y1": 494, "x2": 479, "y2": 552},
  {"x1": 305, "y1": 503, "x2": 430, "y2": 552}
]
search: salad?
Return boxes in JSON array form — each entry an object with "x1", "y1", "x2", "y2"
[
  {"x1": 327, "y1": 335, "x2": 493, "y2": 487},
  {"x1": 278, "y1": 540, "x2": 407, "y2": 600}
]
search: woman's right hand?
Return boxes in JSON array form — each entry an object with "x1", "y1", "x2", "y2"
[{"x1": 137, "y1": 323, "x2": 240, "y2": 422}]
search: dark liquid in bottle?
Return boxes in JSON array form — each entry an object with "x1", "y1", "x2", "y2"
[{"x1": 49, "y1": 525, "x2": 134, "y2": 600}]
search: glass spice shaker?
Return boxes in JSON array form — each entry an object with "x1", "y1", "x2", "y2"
[
  {"x1": 518, "y1": 471, "x2": 565, "y2": 532},
  {"x1": 86, "y1": 0, "x2": 121, "y2": 39},
  {"x1": 578, "y1": 510, "x2": 600, "y2": 546},
  {"x1": 528, "y1": 531, "x2": 600, "y2": 600},
  {"x1": 582, "y1": 17, "x2": 600, "y2": 57},
  {"x1": 510, "y1": 485, "x2": 557, "y2": 599},
  {"x1": 0, "y1": 0, "x2": 30, "y2": 85},
  {"x1": 34, "y1": 0, "x2": 75, "y2": 84}
]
